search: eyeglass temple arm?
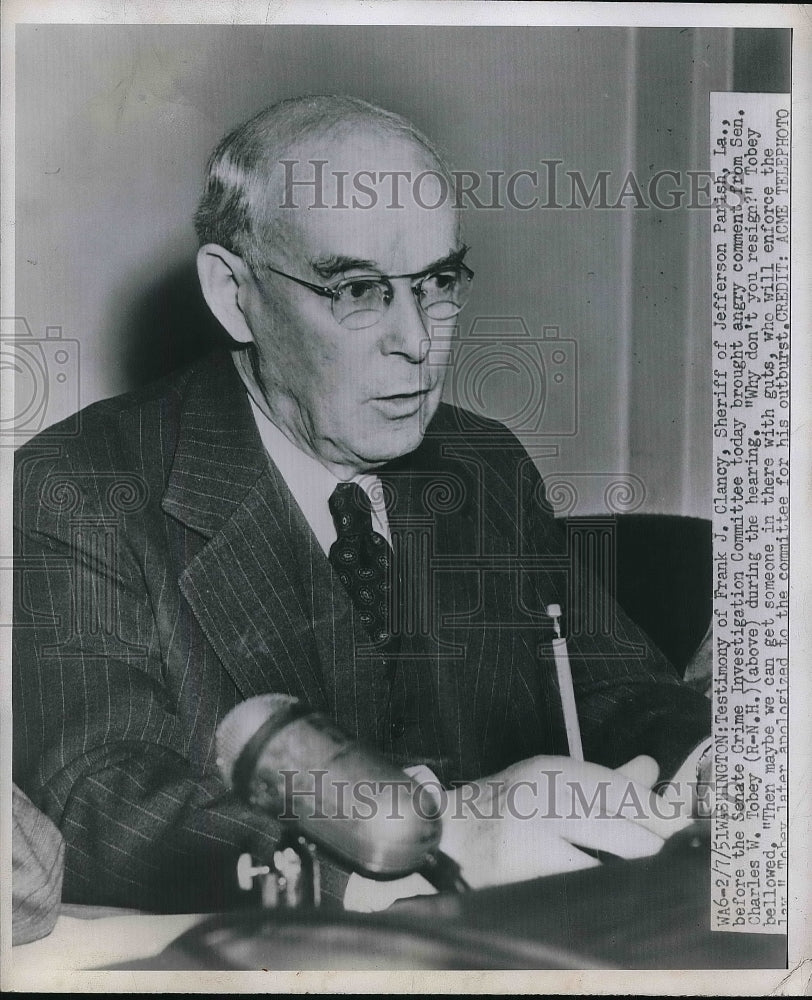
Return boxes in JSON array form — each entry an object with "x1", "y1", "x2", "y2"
[{"x1": 262, "y1": 265, "x2": 335, "y2": 298}]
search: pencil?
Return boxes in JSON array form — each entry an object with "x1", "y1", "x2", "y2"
[{"x1": 547, "y1": 604, "x2": 584, "y2": 761}]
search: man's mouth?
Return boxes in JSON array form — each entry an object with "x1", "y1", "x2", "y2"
[
  {"x1": 372, "y1": 386, "x2": 433, "y2": 416},
  {"x1": 376, "y1": 387, "x2": 431, "y2": 401}
]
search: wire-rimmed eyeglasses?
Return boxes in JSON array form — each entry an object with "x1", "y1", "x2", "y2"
[{"x1": 256, "y1": 253, "x2": 474, "y2": 331}]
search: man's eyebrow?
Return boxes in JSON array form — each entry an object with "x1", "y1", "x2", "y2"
[
  {"x1": 414, "y1": 244, "x2": 470, "y2": 277},
  {"x1": 310, "y1": 255, "x2": 379, "y2": 279},
  {"x1": 310, "y1": 244, "x2": 470, "y2": 281}
]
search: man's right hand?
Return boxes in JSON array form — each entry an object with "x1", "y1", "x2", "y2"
[{"x1": 436, "y1": 754, "x2": 694, "y2": 890}]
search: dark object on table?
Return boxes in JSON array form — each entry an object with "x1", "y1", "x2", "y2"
[
  {"x1": 108, "y1": 825, "x2": 786, "y2": 971},
  {"x1": 110, "y1": 907, "x2": 596, "y2": 971}
]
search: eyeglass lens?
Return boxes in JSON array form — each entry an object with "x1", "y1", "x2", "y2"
[{"x1": 333, "y1": 268, "x2": 473, "y2": 330}]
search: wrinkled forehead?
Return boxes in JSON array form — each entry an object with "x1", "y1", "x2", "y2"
[{"x1": 263, "y1": 129, "x2": 462, "y2": 274}]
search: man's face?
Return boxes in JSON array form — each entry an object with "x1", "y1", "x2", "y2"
[{"x1": 239, "y1": 130, "x2": 461, "y2": 475}]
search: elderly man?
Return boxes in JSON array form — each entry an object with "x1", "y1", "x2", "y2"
[{"x1": 13, "y1": 95, "x2": 711, "y2": 914}]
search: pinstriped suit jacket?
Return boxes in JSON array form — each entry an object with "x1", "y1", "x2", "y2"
[{"x1": 13, "y1": 351, "x2": 710, "y2": 912}]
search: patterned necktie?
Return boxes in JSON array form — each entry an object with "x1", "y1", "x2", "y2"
[{"x1": 328, "y1": 482, "x2": 394, "y2": 645}]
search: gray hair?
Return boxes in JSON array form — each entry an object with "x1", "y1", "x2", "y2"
[{"x1": 194, "y1": 94, "x2": 452, "y2": 269}]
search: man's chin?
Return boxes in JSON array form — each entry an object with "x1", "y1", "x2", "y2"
[
  {"x1": 337, "y1": 394, "x2": 442, "y2": 468},
  {"x1": 356, "y1": 416, "x2": 430, "y2": 466}
]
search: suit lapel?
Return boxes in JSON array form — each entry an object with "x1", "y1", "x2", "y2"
[{"x1": 161, "y1": 355, "x2": 327, "y2": 709}]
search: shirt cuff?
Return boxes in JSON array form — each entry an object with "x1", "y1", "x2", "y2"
[{"x1": 343, "y1": 870, "x2": 437, "y2": 913}]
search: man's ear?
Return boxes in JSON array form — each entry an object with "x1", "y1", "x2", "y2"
[{"x1": 196, "y1": 244, "x2": 255, "y2": 344}]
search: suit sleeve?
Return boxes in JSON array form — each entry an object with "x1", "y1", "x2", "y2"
[
  {"x1": 518, "y1": 454, "x2": 711, "y2": 782},
  {"x1": 12, "y1": 448, "x2": 349, "y2": 912}
]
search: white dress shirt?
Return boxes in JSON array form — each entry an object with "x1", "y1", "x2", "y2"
[{"x1": 247, "y1": 395, "x2": 391, "y2": 553}]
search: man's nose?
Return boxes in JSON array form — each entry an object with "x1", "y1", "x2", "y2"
[{"x1": 379, "y1": 282, "x2": 430, "y2": 362}]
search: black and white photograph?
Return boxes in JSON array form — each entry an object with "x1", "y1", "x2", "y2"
[{"x1": 2, "y1": 2, "x2": 808, "y2": 993}]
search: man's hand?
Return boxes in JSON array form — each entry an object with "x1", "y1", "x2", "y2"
[
  {"x1": 437, "y1": 754, "x2": 694, "y2": 890},
  {"x1": 343, "y1": 755, "x2": 695, "y2": 911}
]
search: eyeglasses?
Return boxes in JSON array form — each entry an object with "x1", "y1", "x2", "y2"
[{"x1": 256, "y1": 254, "x2": 474, "y2": 331}]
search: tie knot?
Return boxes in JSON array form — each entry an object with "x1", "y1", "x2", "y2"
[{"x1": 329, "y1": 481, "x2": 374, "y2": 539}]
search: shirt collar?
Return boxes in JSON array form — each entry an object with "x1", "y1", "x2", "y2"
[{"x1": 247, "y1": 394, "x2": 390, "y2": 553}]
